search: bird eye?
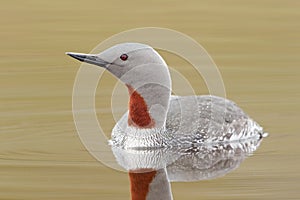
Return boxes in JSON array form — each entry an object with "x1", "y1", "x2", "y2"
[{"x1": 120, "y1": 54, "x2": 128, "y2": 61}]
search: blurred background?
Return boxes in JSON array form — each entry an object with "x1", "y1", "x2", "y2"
[{"x1": 0, "y1": 0, "x2": 299, "y2": 199}]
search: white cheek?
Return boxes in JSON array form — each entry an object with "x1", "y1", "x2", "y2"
[{"x1": 120, "y1": 64, "x2": 170, "y2": 87}]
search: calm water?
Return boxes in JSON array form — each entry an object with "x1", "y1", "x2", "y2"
[{"x1": 1, "y1": 1, "x2": 299, "y2": 199}]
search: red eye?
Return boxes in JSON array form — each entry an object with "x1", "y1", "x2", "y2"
[{"x1": 120, "y1": 54, "x2": 128, "y2": 61}]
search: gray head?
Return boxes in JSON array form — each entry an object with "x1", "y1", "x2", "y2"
[{"x1": 67, "y1": 43, "x2": 171, "y2": 129}]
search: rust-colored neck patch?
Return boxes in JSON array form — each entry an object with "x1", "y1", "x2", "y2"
[
  {"x1": 126, "y1": 85, "x2": 155, "y2": 128},
  {"x1": 129, "y1": 169, "x2": 157, "y2": 200}
]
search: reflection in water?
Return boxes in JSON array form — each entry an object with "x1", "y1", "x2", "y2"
[{"x1": 112, "y1": 137, "x2": 263, "y2": 199}]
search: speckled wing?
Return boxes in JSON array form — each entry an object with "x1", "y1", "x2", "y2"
[{"x1": 166, "y1": 95, "x2": 263, "y2": 144}]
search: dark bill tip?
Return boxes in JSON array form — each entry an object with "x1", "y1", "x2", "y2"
[
  {"x1": 66, "y1": 52, "x2": 89, "y2": 62},
  {"x1": 66, "y1": 52, "x2": 110, "y2": 68}
]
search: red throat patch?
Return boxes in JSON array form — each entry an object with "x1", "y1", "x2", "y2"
[
  {"x1": 129, "y1": 170, "x2": 157, "y2": 200},
  {"x1": 126, "y1": 85, "x2": 155, "y2": 128}
]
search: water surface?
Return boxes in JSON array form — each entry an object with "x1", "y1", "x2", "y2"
[{"x1": 1, "y1": 0, "x2": 299, "y2": 199}]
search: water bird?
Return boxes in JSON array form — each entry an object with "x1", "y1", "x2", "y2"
[
  {"x1": 66, "y1": 43, "x2": 265, "y2": 150},
  {"x1": 67, "y1": 43, "x2": 267, "y2": 200}
]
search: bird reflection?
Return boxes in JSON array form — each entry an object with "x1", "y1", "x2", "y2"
[{"x1": 112, "y1": 137, "x2": 263, "y2": 200}]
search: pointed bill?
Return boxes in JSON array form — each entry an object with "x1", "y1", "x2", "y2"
[{"x1": 66, "y1": 52, "x2": 110, "y2": 68}]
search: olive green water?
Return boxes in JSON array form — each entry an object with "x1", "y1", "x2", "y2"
[{"x1": 1, "y1": 1, "x2": 299, "y2": 199}]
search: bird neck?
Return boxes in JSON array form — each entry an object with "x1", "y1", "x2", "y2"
[{"x1": 126, "y1": 84, "x2": 170, "y2": 129}]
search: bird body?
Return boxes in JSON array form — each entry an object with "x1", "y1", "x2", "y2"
[{"x1": 110, "y1": 95, "x2": 263, "y2": 149}]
